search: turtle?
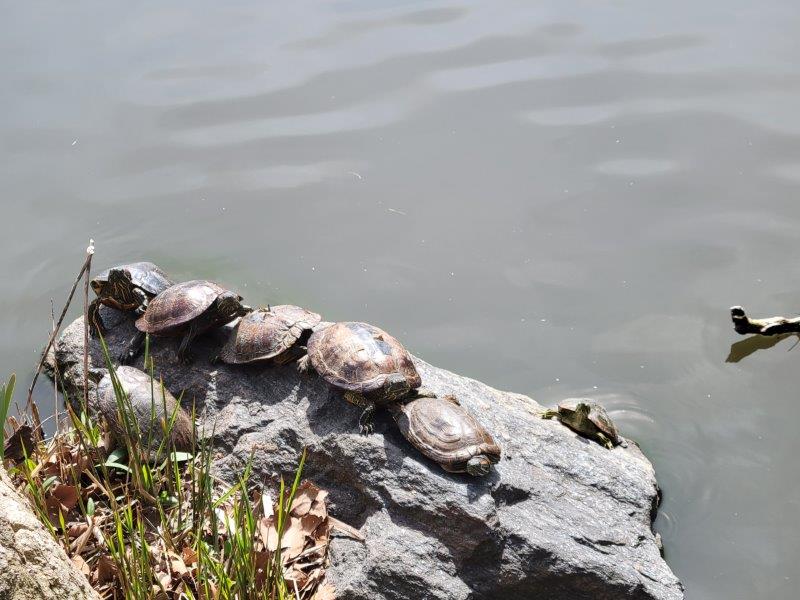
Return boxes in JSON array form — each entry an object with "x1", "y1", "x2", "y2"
[
  {"x1": 215, "y1": 304, "x2": 322, "y2": 365},
  {"x1": 390, "y1": 395, "x2": 501, "y2": 476},
  {"x1": 119, "y1": 280, "x2": 251, "y2": 365},
  {"x1": 541, "y1": 399, "x2": 627, "y2": 449},
  {"x1": 97, "y1": 366, "x2": 193, "y2": 458},
  {"x1": 297, "y1": 321, "x2": 435, "y2": 434},
  {"x1": 88, "y1": 262, "x2": 174, "y2": 336}
]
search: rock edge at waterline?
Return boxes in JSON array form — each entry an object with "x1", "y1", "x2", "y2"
[{"x1": 47, "y1": 309, "x2": 684, "y2": 600}]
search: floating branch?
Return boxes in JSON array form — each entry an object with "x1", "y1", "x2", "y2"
[{"x1": 730, "y1": 305, "x2": 800, "y2": 336}]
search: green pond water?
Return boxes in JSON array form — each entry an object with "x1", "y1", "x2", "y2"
[{"x1": 2, "y1": 2, "x2": 800, "y2": 597}]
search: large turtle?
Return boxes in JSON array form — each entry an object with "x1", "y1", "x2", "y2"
[
  {"x1": 119, "y1": 280, "x2": 250, "y2": 365},
  {"x1": 88, "y1": 262, "x2": 174, "y2": 336},
  {"x1": 97, "y1": 366, "x2": 193, "y2": 458},
  {"x1": 390, "y1": 395, "x2": 501, "y2": 476},
  {"x1": 215, "y1": 304, "x2": 322, "y2": 365},
  {"x1": 542, "y1": 399, "x2": 627, "y2": 449},
  {"x1": 298, "y1": 321, "x2": 435, "y2": 433}
]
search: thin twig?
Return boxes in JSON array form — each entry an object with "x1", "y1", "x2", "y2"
[
  {"x1": 82, "y1": 240, "x2": 94, "y2": 408},
  {"x1": 27, "y1": 243, "x2": 95, "y2": 409},
  {"x1": 51, "y1": 299, "x2": 59, "y2": 433}
]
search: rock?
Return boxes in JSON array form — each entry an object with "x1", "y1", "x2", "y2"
[
  {"x1": 0, "y1": 465, "x2": 100, "y2": 600},
  {"x1": 49, "y1": 308, "x2": 684, "y2": 600}
]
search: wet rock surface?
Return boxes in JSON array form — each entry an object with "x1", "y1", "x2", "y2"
[{"x1": 49, "y1": 308, "x2": 683, "y2": 600}]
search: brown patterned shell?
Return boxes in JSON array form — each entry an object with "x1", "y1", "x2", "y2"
[
  {"x1": 306, "y1": 321, "x2": 421, "y2": 393},
  {"x1": 392, "y1": 396, "x2": 501, "y2": 472},
  {"x1": 218, "y1": 305, "x2": 322, "y2": 364},
  {"x1": 136, "y1": 280, "x2": 226, "y2": 333},
  {"x1": 97, "y1": 366, "x2": 193, "y2": 453}
]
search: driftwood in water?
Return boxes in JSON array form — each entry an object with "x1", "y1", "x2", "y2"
[{"x1": 730, "y1": 306, "x2": 800, "y2": 336}]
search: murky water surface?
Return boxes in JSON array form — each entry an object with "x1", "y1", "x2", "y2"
[{"x1": 2, "y1": 2, "x2": 800, "y2": 597}]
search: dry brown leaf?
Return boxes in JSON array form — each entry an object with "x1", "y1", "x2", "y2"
[
  {"x1": 312, "y1": 582, "x2": 337, "y2": 600},
  {"x1": 45, "y1": 495, "x2": 67, "y2": 525},
  {"x1": 3, "y1": 425, "x2": 35, "y2": 463},
  {"x1": 181, "y1": 546, "x2": 198, "y2": 566},
  {"x1": 260, "y1": 517, "x2": 279, "y2": 552},
  {"x1": 95, "y1": 555, "x2": 117, "y2": 584},
  {"x1": 300, "y1": 513, "x2": 324, "y2": 537},
  {"x1": 170, "y1": 556, "x2": 188, "y2": 576},
  {"x1": 281, "y1": 517, "x2": 309, "y2": 560},
  {"x1": 329, "y1": 516, "x2": 365, "y2": 542},
  {"x1": 71, "y1": 555, "x2": 91, "y2": 577},
  {"x1": 68, "y1": 522, "x2": 89, "y2": 538},
  {"x1": 52, "y1": 484, "x2": 79, "y2": 510},
  {"x1": 253, "y1": 550, "x2": 271, "y2": 590}
]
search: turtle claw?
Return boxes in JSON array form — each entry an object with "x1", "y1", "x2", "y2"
[
  {"x1": 178, "y1": 352, "x2": 195, "y2": 366},
  {"x1": 358, "y1": 403, "x2": 376, "y2": 435}
]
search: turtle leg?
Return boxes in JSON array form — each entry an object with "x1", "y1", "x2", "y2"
[
  {"x1": 466, "y1": 456, "x2": 493, "y2": 477},
  {"x1": 132, "y1": 289, "x2": 149, "y2": 316},
  {"x1": 412, "y1": 387, "x2": 437, "y2": 399},
  {"x1": 541, "y1": 410, "x2": 559, "y2": 420},
  {"x1": 88, "y1": 299, "x2": 105, "y2": 337},
  {"x1": 343, "y1": 391, "x2": 376, "y2": 435},
  {"x1": 296, "y1": 355, "x2": 311, "y2": 373},
  {"x1": 177, "y1": 323, "x2": 199, "y2": 365},
  {"x1": 596, "y1": 432, "x2": 614, "y2": 449},
  {"x1": 119, "y1": 331, "x2": 146, "y2": 365}
]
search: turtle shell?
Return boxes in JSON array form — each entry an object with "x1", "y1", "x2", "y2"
[
  {"x1": 306, "y1": 321, "x2": 421, "y2": 394},
  {"x1": 557, "y1": 399, "x2": 621, "y2": 443},
  {"x1": 94, "y1": 262, "x2": 174, "y2": 296},
  {"x1": 97, "y1": 366, "x2": 193, "y2": 453},
  {"x1": 391, "y1": 396, "x2": 501, "y2": 472},
  {"x1": 218, "y1": 305, "x2": 322, "y2": 364},
  {"x1": 136, "y1": 280, "x2": 227, "y2": 334}
]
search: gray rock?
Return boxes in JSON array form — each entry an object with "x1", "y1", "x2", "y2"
[
  {"x1": 49, "y1": 308, "x2": 683, "y2": 600},
  {"x1": 0, "y1": 465, "x2": 101, "y2": 600}
]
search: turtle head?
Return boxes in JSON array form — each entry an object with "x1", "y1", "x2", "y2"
[
  {"x1": 217, "y1": 291, "x2": 246, "y2": 319},
  {"x1": 90, "y1": 277, "x2": 104, "y2": 295},
  {"x1": 108, "y1": 267, "x2": 133, "y2": 288},
  {"x1": 466, "y1": 456, "x2": 493, "y2": 477},
  {"x1": 383, "y1": 373, "x2": 411, "y2": 401}
]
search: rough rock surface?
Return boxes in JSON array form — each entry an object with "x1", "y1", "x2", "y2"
[
  {"x1": 0, "y1": 465, "x2": 100, "y2": 600},
  {"x1": 49, "y1": 309, "x2": 684, "y2": 600}
]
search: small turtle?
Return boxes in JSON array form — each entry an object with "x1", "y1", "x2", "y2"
[
  {"x1": 390, "y1": 395, "x2": 501, "y2": 476},
  {"x1": 298, "y1": 321, "x2": 435, "y2": 433},
  {"x1": 88, "y1": 262, "x2": 174, "y2": 336},
  {"x1": 542, "y1": 399, "x2": 627, "y2": 449},
  {"x1": 215, "y1": 305, "x2": 322, "y2": 365},
  {"x1": 97, "y1": 366, "x2": 193, "y2": 458},
  {"x1": 120, "y1": 280, "x2": 250, "y2": 365}
]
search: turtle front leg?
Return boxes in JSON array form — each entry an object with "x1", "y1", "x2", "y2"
[
  {"x1": 412, "y1": 387, "x2": 437, "y2": 399},
  {"x1": 133, "y1": 289, "x2": 149, "y2": 316},
  {"x1": 88, "y1": 299, "x2": 105, "y2": 337},
  {"x1": 343, "y1": 391, "x2": 376, "y2": 435},
  {"x1": 596, "y1": 432, "x2": 614, "y2": 449},
  {"x1": 119, "y1": 331, "x2": 146, "y2": 365},
  {"x1": 177, "y1": 323, "x2": 199, "y2": 365},
  {"x1": 541, "y1": 410, "x2": 559, "y2": 420},
  {"x1": 296, "y1": 355, "x2": 311, "y2": 373}
]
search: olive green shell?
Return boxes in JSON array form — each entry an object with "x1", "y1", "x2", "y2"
[
  {"x1": 391, "y1": 396, "x2": 501, "y2": 472},
  {"x1": 97, "y1": 366, "x2": 193, "y2": 453},
  {"x1": 306, "y1": 321, "x2": 421, "y2": 394},
  {"x1": 93, "y1": 262, "x2": 174, "y2": 297},
  {"x1": 557, "y1": 399, "x2": 621, "y2": 443},
  {"x1": 218, "y1": 305, "x2": 322, "y2": 364},
  {"x1": 136, "y1": 280, "x2": 228, "y2": 334}
]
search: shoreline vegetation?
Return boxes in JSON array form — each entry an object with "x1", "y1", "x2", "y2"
[{"x1": 2, "y1": 243, "x2": 338, "y2": 600}]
